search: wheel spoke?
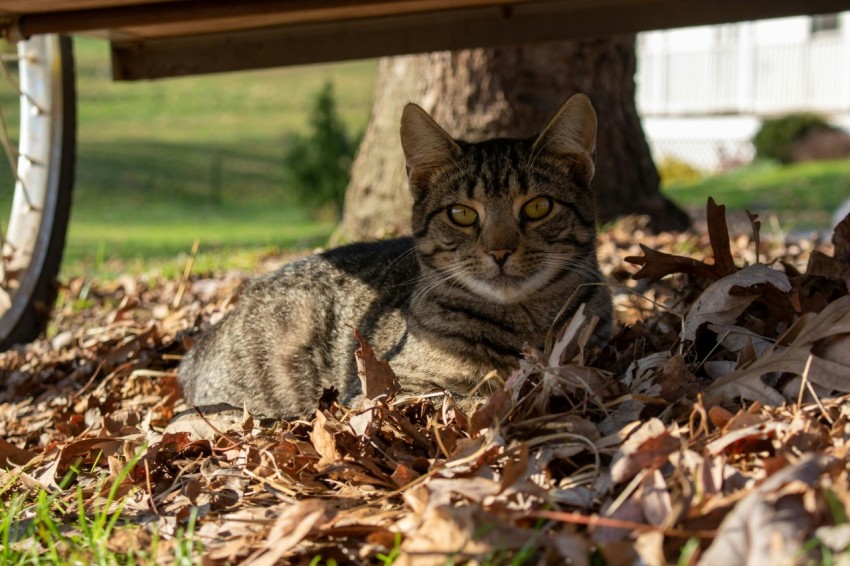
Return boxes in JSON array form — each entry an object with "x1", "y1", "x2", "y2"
[
  {"x1": 0, "y1": 56, "x2": 20, "y2": 94},
  {"x1": 0, "y1": 102, "x2": 31, "y2": 209}
]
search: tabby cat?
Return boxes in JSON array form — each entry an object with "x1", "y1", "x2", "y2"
[{"x1": 178, "y1": 93, "x2": 613, "y2": 418}]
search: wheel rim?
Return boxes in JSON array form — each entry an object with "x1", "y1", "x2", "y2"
[{"x1": 0, "y1": 35, "x2": 67, "y2": 340}]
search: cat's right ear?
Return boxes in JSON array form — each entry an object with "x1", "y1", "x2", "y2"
[
  {"x1": 400, "y1": 104, "x2": 460, "y2": 187},
  {"x1": 532, "y1": 93, "x2": 597, "y2": 185}
]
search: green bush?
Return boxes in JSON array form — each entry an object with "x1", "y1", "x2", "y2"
[
  {"x1": 753, "y1": 113, "x2": 831, "y2": 164},
  {"x1": 656, "y1": 156, "x2": 704, "y2": 187},
  {"x1": 284, "y1": 82, "x2": 359, "y2": 219}
]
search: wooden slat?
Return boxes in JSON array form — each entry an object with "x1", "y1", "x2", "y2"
[
  {"x1": 6, "y1": 0, "x2": 540, "y2": 39},
  {"x1": 115, "y1": 0, "x2": 544, "y2": 40},
  {"x1": 0, "y1": 0, "x2": 165, "y2": 14},
  {"x1": 111, "y1": 0, "x2": 849, "y2": 80}
]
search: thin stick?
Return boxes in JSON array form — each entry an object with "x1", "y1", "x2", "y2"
[
  {"x1": 173, "y1": 239, "x2": 200, "y2": 309},
  {"x1": 797, "y1": 353, "x2": 832, "y2": 424}
]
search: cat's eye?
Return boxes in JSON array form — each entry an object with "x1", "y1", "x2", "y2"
[
  {"x1": 522, "y1": 196, "x2": 552, "y2": 220},
  {"x1": 448, "y1": 204, "x2": 478, "y2": 227}
]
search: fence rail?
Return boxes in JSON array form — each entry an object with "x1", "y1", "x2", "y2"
[
  {"x1": 637, "y1": 35, "x2": 848, "y2": 116},
  {"x1": 650, "y1": 139, "x2": 755, "y2": 172}
]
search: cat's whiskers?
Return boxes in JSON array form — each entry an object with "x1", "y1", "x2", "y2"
[
  {"x1": 540, "y1": 257, "x2": 599, "y2": 278},
  {"x1": 411, "y1": 275, "x2": 456, "y2": 307},
  {"x1": 387, "y1": 246, "x2": 419, "y2": 269},
  {"x1": 410, "y1": 263, "x2": 470, "y2": 306},
  {"x1": 411, "y1": 261, "x2": 468, "y2": 286},
  {"x1": 539, "y1": 256, "x2": 603, "y2": 282}
]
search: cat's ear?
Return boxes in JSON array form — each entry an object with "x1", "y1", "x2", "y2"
[
  {"x1": 400, "y1": 104, "x2": 460, "y2": 182},
  {"x1": 532, "y1": 93, "x2": 597, "y2": 179}
]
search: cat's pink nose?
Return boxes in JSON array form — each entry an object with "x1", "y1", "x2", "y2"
[{"x1": 489, "y1": 249, "x2": 513, "y2": 266}]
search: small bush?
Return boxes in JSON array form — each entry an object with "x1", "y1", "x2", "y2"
[
  {"x1": 284, "y1": 82, "x2": 359, "y2": 219},
  {"x1": 753, "y1": 113, "x2": 832, "y2": 164},
  {"x1": 657, "y1": 156, "x2": 704, "y2": 187}
]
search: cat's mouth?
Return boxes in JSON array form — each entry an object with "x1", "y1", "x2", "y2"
[{"x1": 457, "y1": 266, "x2": 555, "y2": 304}]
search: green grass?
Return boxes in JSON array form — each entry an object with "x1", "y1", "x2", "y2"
[
  {"x1": 0, "y1": 37, "x2": 377, "y2": 279},
  {"x1": 0, "y1": 447, "x2": 199, "y2": 565},
  {"x1": 663, "y1": 158, "x2": 850, "y2": 229}
]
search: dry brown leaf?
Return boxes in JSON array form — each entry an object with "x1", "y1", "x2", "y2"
[
  {"x1": 35, "y1": 437, "x2": 129, "y2": 489},
  {"x1": 309, "y1": 410, "x2": 340, "y2": 469},
  {"x1": 699, "y1": 455, "x2": 833, "y2": 566},
  {"x1": 549, "y1": 532, "x2": 591, "y2": 566},
  {"x1": 625, "y1": 244, "x2": 719, "y2": 283},
  {"x1": 548, "y1": 302, "x2": 588, "y2": 365},
  {"x1": 246, "y1": 499, "x2": 333, "y2": 566},
  {"x1": 610, "y1": 419, "x2": 679, "y2": 484},
  {"x1": 164, "y1": 404, "x2": 245, "y2": 442},
  {"x1": 398, "y1": 503, "x2": 530, "y2": 566},
  {"x1": 707, "y1": 295, "x2": 850, "y2": 404},
  {"x1": 706, "y1": 197, "x2": 738, "y2": 278},
  {"x1": 468, "y1": 390, "x2": 510, "y2": 435},
  {"x1": 639, "y1": 469, "x2": 673, "y2": 529},
  {"x1": 832, "y1": 211, "x2": 850, "y2": 264},
  {"x1": 0, "y1": 437, "x2": 37, "y2": 468},
  {"x1": 634, "y1": 530, "x2": 666, "y2": 566},
  {"x1": 355, "y1": 328, "x2": 400, "y2": 402},
  {"x1": 683, "y1": 265, "x2": 791, "y2": 341},
  {"x1": 706, "y1": 421, "x2": 787, "y2": 456}
]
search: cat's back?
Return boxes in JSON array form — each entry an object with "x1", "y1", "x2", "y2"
[
  {"x1": 245, "y1": 236, "x2": 417, "y2": 303},
  {"x1": 178, "y1": 237, "x2": 418, "y2": 416}
]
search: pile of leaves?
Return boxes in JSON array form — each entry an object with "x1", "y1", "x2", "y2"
[{"x1": 2, "y1": 199, "x2": 850, "y2": 565}]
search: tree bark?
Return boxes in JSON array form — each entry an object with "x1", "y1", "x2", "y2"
[{"x1": 334, "y1": 36, "x2": 689, "y2": 243}]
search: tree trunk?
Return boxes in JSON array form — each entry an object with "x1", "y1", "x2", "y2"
[{"x1": 334, "y1": 36, "x2": 689, "y2": 243}]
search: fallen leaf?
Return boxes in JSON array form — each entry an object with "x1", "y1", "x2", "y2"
[
  {"x1": 246, "y1": 499, "x2": 333, "y2": 566},
  {"x1": 610, "y1": 419, "x2": 679, "y2": 484},
  {"x1": 832, "y1": 211, "x2": 850, "y2": 264},
  {"x1": 355, "y1": 329, "x2": 400, "y2": 402},
  {"x1": 0, "y1": 438, "x2": 37, "y2": 468},
  {"x1": 310, "y1": 410, "x2": 340, "y2": 469},
  {"x1": 706, "y1": 197, "x2": 738, "y2": 278},
  {"x1": 468, "y1": 390, "x2": 510, "y2": 436},
  {"x1": 625, "y1": 244, "x2": 719, "y2": 283},
  {"x1": 164, "y1": 404, "x2": 245, "y2": 442},
  {"x1": 707, "y1": 295, "x2": 850, "y2": 404},
  {"x1": 639, "y1": 469, "x2": 673, "y2": 528},
  {"x1": 699, "y1": 455, "x2": 834, "y2": 565},
  {"x1": 683, "y1": 265, "x2": 791, "y2": 341}
]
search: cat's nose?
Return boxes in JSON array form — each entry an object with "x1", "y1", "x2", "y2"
[{"x1": 489, "y1": 249, "x2": 513, "y2": 266}]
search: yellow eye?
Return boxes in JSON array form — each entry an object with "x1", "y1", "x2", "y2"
[
  {"x1": 522, "y1": 196, "x2": 552, "y2": 220},
  {"x1": 448, "y1": 204, "x2": 478, "y2": 227}
]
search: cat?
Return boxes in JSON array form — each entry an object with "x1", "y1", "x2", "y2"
[{"x1": 178, "y1": 93, "x2": 613, "y2": 418}]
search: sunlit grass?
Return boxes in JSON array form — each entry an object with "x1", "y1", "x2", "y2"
[
  {"x1": 663, "y1": 158, "x2": 850, "y2": 229},
  {"x1": 0, "y1": 448, "x2": 200, "y2": 566},
  {"x1": 0, "y1": 37, "x2": 376, "y2": 280}
]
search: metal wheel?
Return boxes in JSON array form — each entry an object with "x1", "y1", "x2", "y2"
[{"x1": 0, "y1": 35, "x2": 75, "y2": 348}]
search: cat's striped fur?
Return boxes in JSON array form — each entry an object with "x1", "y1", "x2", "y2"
[{"x1": 178, "y1": 93, "x2": 613, "y2": 418}]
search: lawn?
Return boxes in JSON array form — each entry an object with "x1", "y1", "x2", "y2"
[
  {"x1": 1, "y1": 37, "x2": 378, "y2": 278},
  {"x1": 662, "y1": 158, "x2": 850, "y2": 230}
]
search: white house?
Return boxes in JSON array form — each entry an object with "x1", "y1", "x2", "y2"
[{"x1": 637, "y1": 12, "x2": 850, "y2": 170}]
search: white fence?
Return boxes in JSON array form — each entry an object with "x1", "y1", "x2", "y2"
[
  {"x1": 637, "y1": 35, "x2": 849, "y2": 117},
  {"x1": 637, "y1": 21, "x2": 850, "y2": 171}
]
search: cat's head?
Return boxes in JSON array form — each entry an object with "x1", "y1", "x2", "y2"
[{"x1": 400, "y1": 94, "x2": 599, "y2": 304}]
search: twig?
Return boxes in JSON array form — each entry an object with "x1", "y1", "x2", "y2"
[
  {"x1": 173, "y1": 239, "x2": 200, "y2": 309},
  {"x1": 525, "y1": 509, "x2": 718, "y2": 539},
  {"x1": 797, "y1": 353, "x2": 833, "y2": 424}
]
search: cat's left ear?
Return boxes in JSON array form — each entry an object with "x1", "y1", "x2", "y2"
[
  {"x1": 532, "y1": 93, "x2": 597, "y2": 182},
  {"x1": 400, "y1": 103, "x2": 461, "y2": 188}
]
